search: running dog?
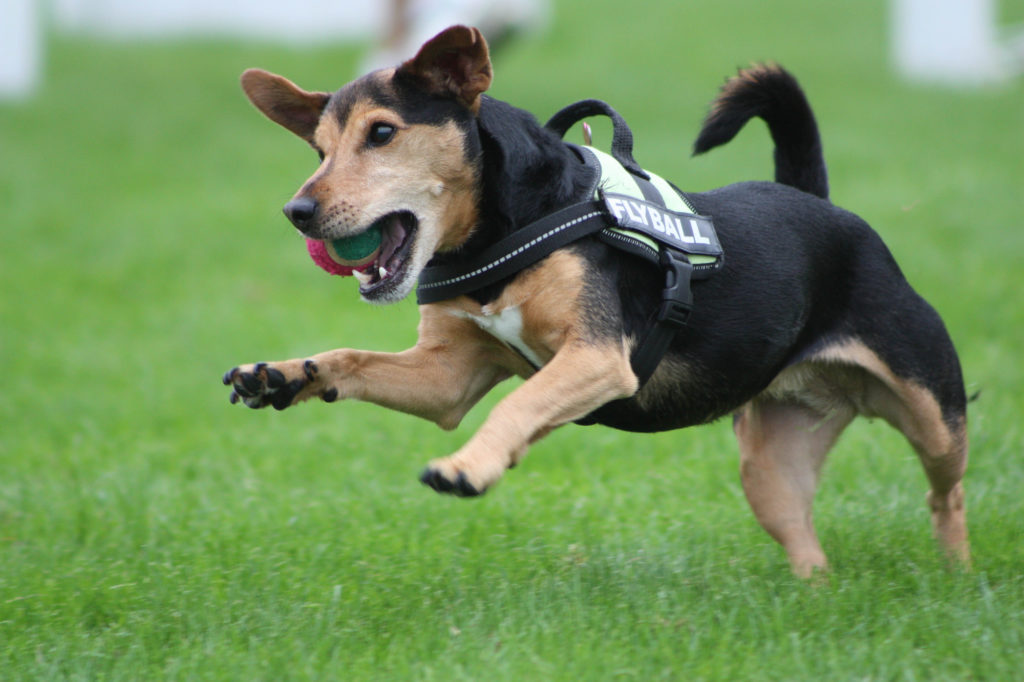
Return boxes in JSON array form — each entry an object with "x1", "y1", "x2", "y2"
[{"x1": 223, "y1": 26, "x2": 969, "y2": 576}]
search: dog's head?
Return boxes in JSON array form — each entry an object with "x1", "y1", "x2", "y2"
[{"x1": 240, "y1": 26, "x2": 492, "y2": 303}]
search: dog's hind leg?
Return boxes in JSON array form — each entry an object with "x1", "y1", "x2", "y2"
[
  {"x1": 921, "y1": 431, "x2": 970, "y2": 567},
  {"x1": 733, "y1": 396, "x2": 856, "y2": 577},
  {"x1": 858, "y1": 369, "x2": 970, "y2": 567},
  {"x1": 816, "y1": 340, "x2": 971, "y2": 567}
]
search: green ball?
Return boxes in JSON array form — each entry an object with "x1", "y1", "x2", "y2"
[{"x1": 329, "y1": 225, "x2": 382, "y2": 263}]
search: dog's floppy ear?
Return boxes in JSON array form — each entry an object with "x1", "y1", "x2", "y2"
[
  {"x1": 240, "y1": 68, "x2": 330, "y2": 141},
  {"x1": 398, "y1": 25, "x2": 492, "y2": 112}
]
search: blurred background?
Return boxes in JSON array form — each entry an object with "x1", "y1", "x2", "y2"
[{"x1": 3, "y1": 0, "x2": 1023, "y2": 98}]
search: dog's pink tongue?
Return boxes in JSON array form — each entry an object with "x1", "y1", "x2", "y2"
[
  {"x1": 378, "y1": 216, "x2": 407, "y2": 269},
  {"x1": 306, "y1": 239, "x2": 357, "y2": 276}
]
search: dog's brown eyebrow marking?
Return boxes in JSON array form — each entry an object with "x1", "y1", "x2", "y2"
[
  {"x1": 324, "y1": 71, "x2": 401, "y2": 131},
  {"x1": 327, "y1": 68, "x2": 479, "y2": 136}
]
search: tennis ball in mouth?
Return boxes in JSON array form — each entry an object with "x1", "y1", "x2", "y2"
[
  {"x1": 327, "y1": 225, "x2": 383, "y2": 265},
  {"x1": 305, "y1": 225, "x2": 383, "y2": 277}
]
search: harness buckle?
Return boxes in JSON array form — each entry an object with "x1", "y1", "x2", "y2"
[{"x1": 657, "y1": 250, "x2": 693, "y2": 327}]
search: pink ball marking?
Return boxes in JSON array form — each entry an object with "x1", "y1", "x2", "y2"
[{"x1": 306, "y1": 239, "x2": 355, "y2": 276}]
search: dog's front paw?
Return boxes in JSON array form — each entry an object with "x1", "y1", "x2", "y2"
[
  {"x1": 223, "y1": 359, "x2": 331, "y2": 410},
  {"x1": 419, "y1": 453, "x2": 512, "y2": 497},
  {"x1": 419, "y1": 464, "x2": 484, "y2": 497}
]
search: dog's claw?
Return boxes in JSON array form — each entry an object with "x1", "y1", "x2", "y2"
[
  {"x1": 303, "y1": 360, "x2": 319, "y2": 382},
  {"x1": 222, "y1": 368, "x2": 238, "y2": 386}
]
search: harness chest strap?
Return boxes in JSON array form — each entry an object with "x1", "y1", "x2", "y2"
[{"x1": 416, "y1": 199, "x2": 609, "y2": 303}]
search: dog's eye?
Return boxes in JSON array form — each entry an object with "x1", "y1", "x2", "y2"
[
  {"x1": 367, "y1": 123, "x2": 397, "y2": 146},
  {"x1": 316, "y1": 149, "x2": 325, "y2": 162}
]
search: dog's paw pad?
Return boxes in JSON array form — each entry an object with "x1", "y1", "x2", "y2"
[{"x1": 264, "y1": 367, "x2": 287, "y2": 389}]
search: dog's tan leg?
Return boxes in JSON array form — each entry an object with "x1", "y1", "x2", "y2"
[
  {"x1": 734, "y1": 398, "x2": 855, "y2": 577},
  {"x1": 224, "y1": 308, "x2": 516, "y2": 430},
  {"x1": 420, "y1": 339, "x2": 638, "y2": 496},
  {"x1": 861, "y1": 375, "x2": 971, "y2": 567},
  {"x1": 814, "y1": 341, "x2": 971, "y2": 567}
]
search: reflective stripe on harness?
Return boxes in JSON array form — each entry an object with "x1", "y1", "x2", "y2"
[{"x1": 415, "y1": 201, "x2": 609, "y2": 303}]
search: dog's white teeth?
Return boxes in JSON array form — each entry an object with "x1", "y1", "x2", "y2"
[
  {"x1": 353, "y1": 269, "x2": 372, "y2": 286},
  {"x1": 378, "y1": 266, "x2": 389, "y2": 279}
]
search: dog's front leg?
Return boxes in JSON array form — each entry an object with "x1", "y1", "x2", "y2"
[
  {"x1": 223, "y1": 311, "x2": 513, "y2": 430},
  {"x1": 420, "y1": 339, "x2": 639, "y2": 496}
]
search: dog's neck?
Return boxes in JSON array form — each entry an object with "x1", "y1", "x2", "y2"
[
  {"x1": 421, "y1": 96, "x2": 596, "y2": 303},
  {"x1": 438, "y1": 96, "x2": 595, "y2": 263},
  {"x1": 477, "y1": 95, "x2": 594, "y2": 226}
]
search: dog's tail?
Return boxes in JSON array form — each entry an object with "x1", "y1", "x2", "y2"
[{"x1": 693, "y1": 63, "x2": 829, "y2": 200}]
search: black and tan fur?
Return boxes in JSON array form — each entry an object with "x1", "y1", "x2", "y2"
[{"x1": 224, "y1": 26, "x2": 969, "y2": 576}]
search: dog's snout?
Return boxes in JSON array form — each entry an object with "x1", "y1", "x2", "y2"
[{"x1": 283, "y1": 197, "x2": 319, "y2": 229}]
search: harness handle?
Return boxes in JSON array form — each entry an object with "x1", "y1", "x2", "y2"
[{"x1": 544, "y1": 99, "x2": 650, "y2": 180}]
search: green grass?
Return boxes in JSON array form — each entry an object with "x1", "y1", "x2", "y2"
[{"x1": 2, "y1": 0, "x2": 1023, "y2": 679}]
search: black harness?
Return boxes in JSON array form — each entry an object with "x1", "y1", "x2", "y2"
[{"x1": 416, "y1": 100, "x2": 724, "y2": 388}]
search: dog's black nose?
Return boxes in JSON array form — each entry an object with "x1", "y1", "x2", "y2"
[{"x1": 283, "y1": 197, "x2": 318, "y2": 228}]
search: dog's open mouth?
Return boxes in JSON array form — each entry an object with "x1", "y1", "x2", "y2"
[{"x1": 348, "y1": 211, "x2": 418, "y2": 297}]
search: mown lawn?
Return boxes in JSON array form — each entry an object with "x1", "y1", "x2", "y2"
[{"x1": 2, "y1": 0, "x2": 1022, "y2": 679}]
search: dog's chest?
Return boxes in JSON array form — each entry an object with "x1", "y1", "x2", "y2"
[{"x1": 452, "y1": 305, "x2": 545, "y2": 368}]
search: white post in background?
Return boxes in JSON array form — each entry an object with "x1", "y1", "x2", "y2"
[
  {"x1": 0, "y1": 0, "x2": 41, "y2": 99},
  {"x1": 892, "y1": 0, "x2": 1011, "y2": 85}
]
